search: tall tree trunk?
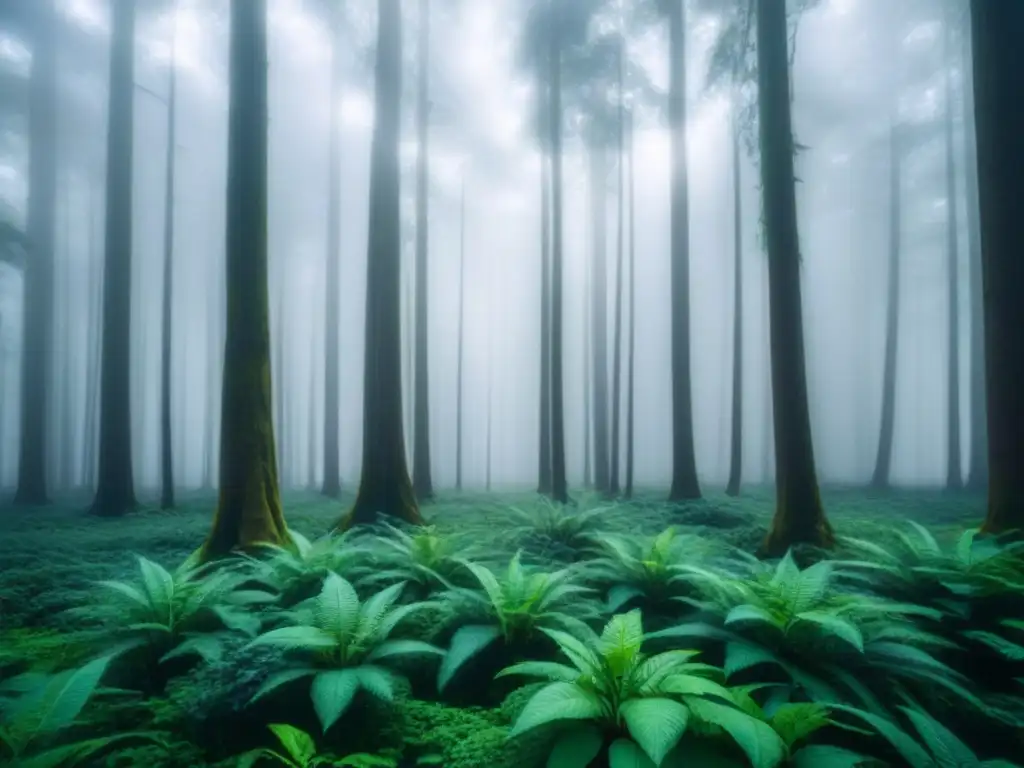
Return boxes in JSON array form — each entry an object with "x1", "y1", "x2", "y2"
[
  {"x1": 725, "y1": 101, "x2": 744, "y2": 497},
  {"x1": 756, "y1": 0, "x2": 833, "y2": 556},
  {"x1": 201, "y1": 0, "x2": 287, "y2": 558},
  {"x1": 412, "y1": 0, "x2": 434, "y2": 500},
  {"x1": 610, "y1": 37, "x2": 625, "y2": 497},
  {"x1": 307, "y1": 324, "x2": 317, "y2": 489},
  {"x1": 341, "y1": 0, "x2": 421, "y2": 528},
  {"x1": 583, "y1": 254, "x2": 592, "y2": 489},
  {"x1": 57, "y1": 178, "x2": 73, "y2": 491},
  {"x1": 321, "y1": 2, "x2": 343, "y2": 498},
  {"x1": 91, "y1": 0, "x2": 137, "y2": 517},
  {"x1": 962, "y1": 16, "x2": 987, "y2": 492},
  {"x1": 82, "y1": 188, "x2": 101, "y2": 489},
  {"x1": 486, "y1": 323, "x2": 493, "y2": 492},
  {"x1": 538, "y1": 143, "x2": 552, "y2": 495},
  {"x1": 943, "y1": 11, "x2": 962, "y2": 492},
  {"x1": 274, "y1": 284, "x2": 286, "y2": 482},
  {"x1": 871, "y1": 123, "x2": 902, "y2": 489},
  {"x1": 548, "y1": 0, "x2": 568, "y2": 504},
  {"x1": 160, "y1": 15, "x2": 178, "y2": 509},
  {"x1": 624, "y1": 108, "x2": 636, "y2": 499},
  {"x1": 667, "y1": 0, "x2": 700, "y2": 501},
  {"x1": 456, "y1": 173, "x2": 466, "y2": 491},
  {"x1": 15, "y1": 0, "x2": 57, "y2": 506},
  {"x1": 589, "y1": 146, "x2": 609, "y2": 493},
  {"x1": 973, "y1": 1, "x2": 1024, "y2": 534}
]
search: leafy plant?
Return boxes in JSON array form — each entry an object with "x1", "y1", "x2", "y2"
[
  {"x1": 437, "y1": 552, "x2": 599, "y2": 692},
  {"x1": 498, "y1": 610, "x2": 788, "y2": 768},
  {"x1": 84, "y1": 554, "x2": 265, "y2": 679},
  {"x1": 0, "y1": 655, "x2": 167, "y2": 767},
  {"x1": 360, "y1": 523, "x2": 475, "y2": 596},
  {"x1": 246, "y1": 572, "x2": 443, "y2": 732},
  {"x1": 236, "y1": 723, "x2": 396, "y2": 767},
  {"x1": 506, "y1": 496, "x2": 617, "y2": 561}
]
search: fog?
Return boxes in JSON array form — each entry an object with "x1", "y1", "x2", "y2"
[{"x1": 0, "y1": 0, "x2": 979, "y2": 496}]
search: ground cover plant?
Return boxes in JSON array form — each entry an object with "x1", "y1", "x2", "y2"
[{"x1": 1, "y1": 488, "x2": 1022, "y2": 767}]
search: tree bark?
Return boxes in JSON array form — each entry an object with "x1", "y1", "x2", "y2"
[
  {"x1": 725, "y1": 100, "x2": 743, "y2": 498},
  {"x1": 972, "y1": 1, "x2": 1024, "y2": 534},
  {"x1": 538, "y1": 143, "x2": 552, "y2": 495},
  {"x1": 667, "y1": 0, "x2": 700, "y2": 501},
  {"x1": 201, "y1": 0, "x2": 287, "y2": 558},
  {"x1": 91, "y1": 0, "x2": 138, "y2": 517},
  {"x1": 321, "y1": 1, "x2": 343, "y2": 499},
  {"x1": 871, "y1": 123, "x2": 902, "y2": 489},
  {"x1": 756, "y1": 0, "x2": 833, "y2": 556},
  {"x1": 583, "y1": 251, "x2": 592, "y2": 489},
  {"x1": 456, "y1": 173, "x2": 466, "y2": 491},
  {"x1": 160, "y1": 15, "x2": 178, "y2": 509},
  {"x1": 15, "y1": 0, "x2": 57, "y2": 507},
  {"x1": 340, "y1": 0, "x2": 421, "y2": 528},
  {"x1": 548, "y1": 0, "x2": 568, "y2": 504},
  {"x1": 412, "y1": 0, "x2": 434, "y2": 500},
  {"x1": 624, "y1": 108, "x2": 636, "y2": 499},
  {"x1": 943, "y1": 11, "x2": 962, "y2": 492},
  {"x1": 589, "y1": 145, "x2": 609, "y2": 493},
  {"x1": 610, "y1": 37, "x2": 625, "y2": 497},
  {"x1": 961, "y1": 15, "x2": 987, "y2": 492}
]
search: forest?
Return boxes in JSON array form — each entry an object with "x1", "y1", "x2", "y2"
[{"x1": 0, "y1": 0, "x2": 1022, "y2": 766}]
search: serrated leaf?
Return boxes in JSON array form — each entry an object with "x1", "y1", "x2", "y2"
[
  {"x1": 547, "y1": 724, "x2": 604, "y2": 768},
  {"x1": 725, "y1": 604, "x2": 780, "y2": 630},
  {"x1": 316, "y1": 573, "x2": 361, "y2": 640},
  {"x1": 508, "y1": 682, "x2": 604, "y2": 737},
  {"x1": 725, "y1": 641, "x2": 780, "y2": 678},
  {"x1": 248, "y1": 625, "x2": 337, "y2": 650},
  {"x1": 607, "y1": 584, "x2": 645, "y2": 612},
  {"x1": 268, "y1": 723, "x2": 317, "y2": 764},
  {"x1": 768, "y1": 703, "x2": 831, "y2": 747},
  {"x1": 793, "y1": 611, "x2": 863, "y2": 652},
  {"x1": 899, "y1": 706, "x2": 978, "y2": 768},
  {"x1": 365, "y1": 639, "x2": 444, "y2": 662},
  {"x1": 495, "y1": 661, "x2": 581, "y2": 682},
  {"x1": 608, "y1": 738, "x2": 657, "y2": 768},
  {"x1": 311, "y1": 669, "x2": 360, "y2": 732},
  {"x1": 620, "y1": 697, "x2": 690, "y2": 766},
  {"x1": 249, "y1": 668, "x2": 316, "y2": 704},
  {"x1": 963, "y1": 631, "x2": 1024, "y2": 661},
  {"x1": 829, "y1": 704, "x2": 934, "y2": 768},
  {"x1": 353, "y1": 665, "x2": 395, "y2": 701},
  {"x1": 600, "y1": 610, "x2": 644, "y2": 677},
  {"x1": 159, "y1": 634, "x2": 223, "y2": 665},
  {"x1": 437, "y1": 624, "x2": 501, "y2": 691},
  {"x1": 686, "y1": 698, "x2": 785, "y2": 768}
]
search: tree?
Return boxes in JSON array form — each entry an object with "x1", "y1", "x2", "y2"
[
  {"x1": 623, "y1": 106, "x2": 636, "y2": 499},
  {"x1": 321, "y1": 0, "x2": 344, "y2": 499},
  {"x1": 609, "y1": 30, "x2": 626, "y2": 497},
  {"x1": 725, "y1": 94, "x2": 744, "y2": 498},
  {"x1": 456, "y1": 172, "x2": 466, "y2": 491},
  {"x1": 756, "y1": 0, "x2": 833, "y2": 556},
  {"x1": 14, "y1": 0, "x2": 57, "y2": 507},
  {"x1": 666, "y1": 0, "x2": 700, "y2": 502},
  {"x1": 972, "y1": 1, "x2": 1024, "y2": 534},
  {"x1": 412, "y1": 0, "x2": 434, "y2": 500},
  {"x1": 159, "y1": 6, "x2": 179, "y2": 509},
  {"x1": 537, "y1": 111, "x2": 553, "y2": 496},
  {"x1": 200, "y1": 0, "x2": 288, "y2": 558},
  {"x1": 91, "y1": 0, "x2": 138, "y2": 517},
  {"x1": 339, "y1": 0, "x2": 422, "y2": 529},
  {"x1": 942, "y1": 6, "x2": 962, "y2": 492},
  {"x1": 871, "y1": 122, "x2": 903, "y2": 490}
]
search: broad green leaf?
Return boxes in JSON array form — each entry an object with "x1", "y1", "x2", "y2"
[
  {"x1": 496, "y1": 661, "x2": 581, "y2": 682},
  {"x1": 316, "y1": 573, "x2": 361, "y2": 640},
  {"x1": 829, "y1": 704, "x2": 934, "y2": 768},
  {"x1": 268, "y1": 723, "x2": 317, "y2": 764},
  {"x1": 657, "y1": 673, "x2": 733, "y2": 701},
  {"x1": 634, "y1": 650, "x2": 703, "y2": 692},
  {"x1": 353, "y1": 665, "x2": 395, "y2": 701},
  {"x1": 686, "y1": 698, "x2": 785, "y2": 768},
  {"x1": 97, "y1": 580, "x2": 150, "y2": 610},
  {"x1": 608, "y1": 738, "x2": 657, "y2": 768},
  {"x1": 791, "y1": 561, "x2": 832, "y2": 614},
  {"x1": 600, "y1": 610, "x2": 644, "y2": 677},
  {"x1": 248, "y1": 626, "x2": 337, "y2": 650},
  {"x1": 159, "y1": 634, "x2": 223, "y2": 665},
  {"x1": 768, "y1": 703, "x2": 831, "y2": 747},
  {"x1": 724, "y1": 641, "x2": 780, "y2": 678},
  {"x1": 790, "y1": 745, "x2": 870, "y2": 768},
  {"x1": 18, "y1": 732, "x2": 168, "y2": 768},
  {"x1": 899, "y1": 706, "x2": 979, "y2": 768},
  {"x1": 725, "y1": 604, "x2": 780, "y2": 630},
  {"x1": 539, "y1": 628, "x2": 602, "y2": 675},
  {"x1": 607, "y1": 585, "x2": 645, "y2": 613},
  {"x1": 33, "y1": 655, "x2": 112, "y2": 735},
  {"x1": 462, "y1": 560, "x2": 505, "y2": 614},
  {"x1": 311, "y1": 669, "x2": 360, "y2": 732},
  {"x1": 963, "y1": 631, "x2": 1024, "y2": 661},
  {"x1": 365, "y1": 639, "x2": 444, "y2": 662},
  {"x1": 249, "y1": 668, "x2": 316, "y2": 704},
  {"x1": 547, "y1": 724, "x2": 604, "y2": 768},
  {"x1": 438, "y1": 624, "x2": 501, "y2": 691},
  {"x1": 356, "y1": 582, "x2": 406, "y2": 641},
  {"x1": 508, "y1": 682, "x2": 604, "y2": 737},
  {"x1": 137, "y1": 557, "x2": 176, "y2": 620},
  {"x1": 793, "y1": 611, "x2": 863, "y2": 652},
  {"x1": 620, "y1": 697, "x2": 690, "y2": 766}
]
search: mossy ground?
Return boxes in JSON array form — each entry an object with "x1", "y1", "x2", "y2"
[{"x1": 0, "y1": 485, "x2": 988, "y2": 766}]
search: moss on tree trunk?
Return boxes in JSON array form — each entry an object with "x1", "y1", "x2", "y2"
[{"x1": 201, "y1": 0, "x2": 288, "y2": 559}]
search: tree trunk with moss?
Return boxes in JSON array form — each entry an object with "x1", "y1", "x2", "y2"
[
  {"x1": 160, "y1": 16, "x2": 178, "y2": 509},
  {"x1": 725, "y1": 99, "x2": 744, "y2": 498},
  {"x1": 972, "y1": 1, "x2": 1024, "y2": 534},
  {"x1": 756, "y1": 0, "x2": 832, "y2": 556},
  {"x1": 15, "y1": 0, "x2": 57, "y2": 507},
  {"x1": 91, "y1": 0, "x2": 138, "y2": 517},
  {"x1": 201, "y1": 0, "x2": 287, "y2": 558},
  {"x1": 667, "y1": 0, "x2": 700, "y2": 502},
  {"x1": 412, "y1": 0, "x2": 434, "y2": 501},
  {"x1": 340, "y1": 0, "x2": 421, "y2": 529}
]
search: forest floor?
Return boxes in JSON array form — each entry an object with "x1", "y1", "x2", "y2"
[{"x1": 0, "y1": 485, "x2": 984, "y2": 630}]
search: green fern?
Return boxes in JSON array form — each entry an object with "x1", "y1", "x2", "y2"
[
  {"x1": 506, "y1": 496, "x2": 618, "y2": 561},
  {"x1": 236, "y1": 723, "x2": 396, "y2": 767},
  {"x1": 499, "y1": 610, "x2": 788, "y2": 768},
  {"x1": 437, "y1": 552, "x2": 598, "y2": 692},
  {"x1": 360, "y1": 524, "x2": 475, "y2": 596},
  {"x1": 246, "y1": 573, "x2": 443, "y2": 732}
]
